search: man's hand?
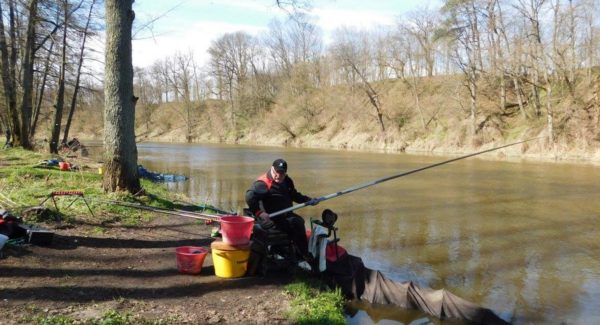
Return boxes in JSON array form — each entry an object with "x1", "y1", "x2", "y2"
[
  {"x1": 305, "y1": 197, "x2": 323, "y2": 206},
  {"x1": 257, "y1": 211, "x2": 274, "y2": 229}
]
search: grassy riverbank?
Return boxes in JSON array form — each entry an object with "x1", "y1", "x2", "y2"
[
  {"x1": 0, "y1": 148, "x2": 178, "y2": 225},
  {"x1": 0, "y1": 147, "x2": 345, "y2": 324}
]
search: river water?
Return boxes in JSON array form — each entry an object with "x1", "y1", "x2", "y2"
[{"x1": 132, "y1": 142, "x2": 600, "y2": 324}]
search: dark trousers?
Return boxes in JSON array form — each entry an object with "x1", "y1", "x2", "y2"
[{"x1": 272, "y1": 212, "x2": 308, "y2": 256}]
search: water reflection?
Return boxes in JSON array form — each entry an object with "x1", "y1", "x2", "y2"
[{"x1": 92, "y1": 142, "x2": 600, "y2": 324}]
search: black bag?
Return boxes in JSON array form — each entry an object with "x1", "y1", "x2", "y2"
[{"x1": 0, "y1": 210, "x2": 25, "y2": 238}]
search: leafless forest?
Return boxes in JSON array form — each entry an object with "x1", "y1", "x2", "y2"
[{"x1": 2, "y1": 0, "x2": 600, "y2": 159}]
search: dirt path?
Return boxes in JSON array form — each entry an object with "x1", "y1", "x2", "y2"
[{"x1": 0, "y1": 215, "x2": 295, "y2": 324}]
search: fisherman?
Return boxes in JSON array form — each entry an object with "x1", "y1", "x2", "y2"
[{"x1": 245, "y1": 158, "x2": 320, "y2": 262}]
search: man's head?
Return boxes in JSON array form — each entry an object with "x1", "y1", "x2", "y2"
[{"x1": 270, "y1": 158, "x2": 287, "y2": 183}]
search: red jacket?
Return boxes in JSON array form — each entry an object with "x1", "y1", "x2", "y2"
[{"x1": 245, "y1": 171, "x2": 310, "y2": 217}]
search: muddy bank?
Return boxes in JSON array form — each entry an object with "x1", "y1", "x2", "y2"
[{"x1": 0, "y1": 215, "x2": 295, "y2": 324}]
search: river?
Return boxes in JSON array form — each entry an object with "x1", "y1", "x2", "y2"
[{"x1": 131, "y1": 142, "x2": 600, "y2": 324}]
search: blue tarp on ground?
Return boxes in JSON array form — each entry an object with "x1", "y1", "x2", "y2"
[{"x1": 138, "y1": 165, "x2": 188, "y2": 182}]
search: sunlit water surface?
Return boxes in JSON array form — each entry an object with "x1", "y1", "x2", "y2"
[{"x1": 96, "y1": 142, "x2": 600, "y2": 324}]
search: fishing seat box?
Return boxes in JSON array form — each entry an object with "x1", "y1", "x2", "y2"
[
  {"x1": 247, "y1": 223, "x2": 297, "y2": 276},
  {"x1": 243, "y1": 208, "x2": 298, "y2": 276}
]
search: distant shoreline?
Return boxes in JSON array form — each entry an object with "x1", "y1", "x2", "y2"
[{"x1": 80, "y1": 137, "x2": 600, "y2": 166}]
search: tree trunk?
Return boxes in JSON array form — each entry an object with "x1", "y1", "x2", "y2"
[
  {"x1": 103, "y1": 0, "x2": 140, "y2": 193},
  {"x1": 228, "y1": 81, "x2": 236, "y2": 131},
  {"x1": 18, "y1": 0, "x2": 38, "y2": 149},
  {"x1": 586, "y1": 10, "x2": 594, "y2": 80},
  {"x1": 487, "y1": 0, "x2": 507, "y2": 112},
  {"x1": 567, "y1": 0, "x2": 576, "y2": 88},
  {"x1": 186, "y1": 100, "x2": 192, "y2": 143},
  {"x1": 513, "y1": 76, "x2": 527, "y2": 119},
  {"x1": 500, "y1": 74, "x2": 506, "y2": 111},
  {"x1": 468, "y1": 2, "x2": 484, "y2": 71},
  {"x1": 532, "y1": 73, "x2": 541, "y2": 117},
  {"x1": 594, "y1": 77, "x2": 600, "y2": 132},
  {"x1": 31, "y1": 40, "x2": 54, "y2": 140},
  {"x1": 49, "y1": 1, "x2": 69, "y2": 154},
  {"x1": 411, "y1": 80, "x2": 426, "y2": 130},
  {"x1": 349, "y1": 63, "x2": 385, "y2": 132},
  {"x1": 546, "y1": 85, "x2": 554, "y2": 143},
  {"x1": 63, "y1": 0, "x2": 95, "y2": 144},
  {"x1": 403, "y1": 73, "x2": 426, "y2": 131},
  {"x1": 469, "y1": 75, "x2": 477, "y2": 138},
  {"x1": 0, "y1": 0, "x2": 19, "y2": 145}
]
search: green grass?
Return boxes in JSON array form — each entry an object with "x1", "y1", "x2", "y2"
[
  {"x1": 285, "y1": 276, "x2": 346, "y2": 325},
  {"x1": 32, "y1": 314, "x2": 74, "y2": 325},
  {"x1": 0, "y1": 147, "x2": 200, "y2": 226},
  {"x1": 30, "y1": 309, "x2": 176, "y2": 325}
]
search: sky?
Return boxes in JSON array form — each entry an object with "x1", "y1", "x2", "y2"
[{"x1": 130, "y1": 0, "x2": 442, "y2": 68}]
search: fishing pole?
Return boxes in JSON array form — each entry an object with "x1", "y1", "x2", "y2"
[
  {"x1": 90, "y1": 197, "x2": 222, "y2": 222},
  {"x1": 270, "y1": 137, "x2": 542, "y2": 218}
]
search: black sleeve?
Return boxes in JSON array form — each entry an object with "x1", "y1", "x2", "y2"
[
  {"x1": 287, "y1": 177, "x2": 311, "y2": 203},
  {"x1": 245, "y1": 180, "x2": 268, "y2": 215}
]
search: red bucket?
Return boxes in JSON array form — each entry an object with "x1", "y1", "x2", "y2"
[
  {"x1": 219, "y1": 216, "x2": 254, "y2": 245},
  {"x1": 176, "y1": 246, "x2": 208, "y2": 274}
]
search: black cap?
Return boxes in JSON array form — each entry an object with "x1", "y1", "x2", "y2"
[{"x1": 272, "y1": 158, "x2": 287, "y2": 173}]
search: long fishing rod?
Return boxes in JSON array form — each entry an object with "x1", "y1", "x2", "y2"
[
  {"x1": 90, "y1": 197, "x2": 222, "y2": 222},
  {"x1": 270, "y1": 137, "x2": 542, "y2": 218}
]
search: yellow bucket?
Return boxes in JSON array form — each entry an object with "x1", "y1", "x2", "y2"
[
  {"x1": 98, "y1": 167, "x2": 103, "y2": 175},
  {"x1": 211, "y1": 240, "x2": 250, "y2": 278}
]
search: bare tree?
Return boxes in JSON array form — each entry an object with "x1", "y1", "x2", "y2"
[
  {"x1": 31, "y1": 39, "x2": 54, "y2": 139},
  {"x1": 495, "y1": 1, "x2": 528, "y2": 119},
  {"x1": 484, "y1": 0, "x2": 508, "y2": 111},
  {"x1": 395, "y1": 25, "x2": 427, "y2": 130},
  {"x1": 0, "y1": 0, "x2": 19, "y2": 145},
  {"x1": 49, "y1": 0, "x2": 72, "y2": 153},
  {"x1": 150, "y1": 60, "x2": 169, "y2": 103},
  {"x1": 208, "y1": 32, "x2": 257, "y2": 135},
  {"x1": 265, "y1": 19, "x2": 293, "y2": 75},
  {"x1": 581, "y1": 0, "x2": 599, "y2": 79},
  {"x1": 330, "y1": 28, "x2": 385, "y2": 131},
  {"x1": 17, "y1": 0, "x2": 39, "y2": 149},
  {"x1": 403, "y1": 7, "x2": 441, "y2": 77},
  {"x1": 275, "y1": 0, "x2": 312, "y2": 14},
  {"x1": 62, "y1": 0, "x2": 96, "y2": 145},
  {"x1": 167, "y1": 50, "x2": 196, "y2": 142},
  {"x1": 514, "y1": 0, "x2": 556, "y2": 143},
  {"x1": 264, "y1": 14, "x2": 322, "y2": 80},
  {"x1": 442, "y1": 0, "x2": 483, "y2": 138},
  {"x1": 102, "y1": 0, "x2": 140, "y2": 193},
  {"x1": 386, "y1": 31, "x2": 409, "y2": 79}
]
